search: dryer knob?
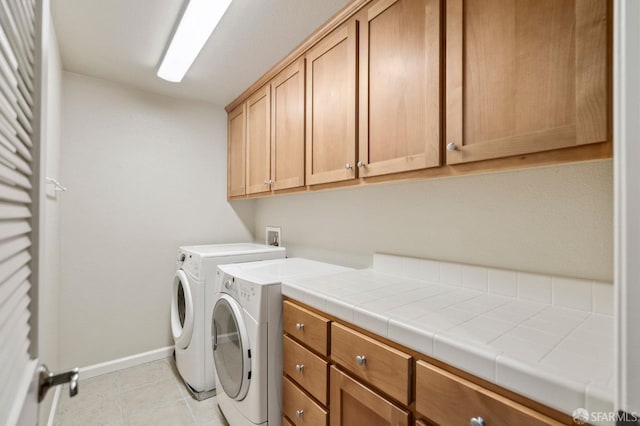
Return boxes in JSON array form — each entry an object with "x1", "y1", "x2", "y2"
[
  {"x1": 224, "y1": 280, "x2": 232, "y2": 290},
  {"x1": 179, "y1": 254, "x2": 186, "y2": 262}
]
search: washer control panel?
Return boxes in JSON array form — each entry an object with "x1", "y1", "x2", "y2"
[
  {"x1": 239, "y1": 282, "x2": 256, "y2": 303},
  {"x1": 218, "y1": 273, "x2": 263, "y2": 319},
  {"x1": 178, "y1": 250, "x2": 200, "y2": 279},
  {"x1": 220, "y1": 277, "x2": 255, "y2": 302}
]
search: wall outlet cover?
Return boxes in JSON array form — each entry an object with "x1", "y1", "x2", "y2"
[{"x1": 266, "y1": 226, "x2": 281, "y2": 247}]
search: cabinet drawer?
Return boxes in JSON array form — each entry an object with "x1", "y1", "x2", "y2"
[
  {"x1": 284, "y1": 335, "x2": 329, "y2": 405},
  {"x1": 415, "y1": 361, "x2": 563, "y2": 426},
  {"x1": 284, "y1": 300, "x2": 330, "y2": 355},
  {"x1": 283, "y1": 376, "x2": 328, "y2": 426},
  {"x1": 330, "y1": 323, "x2": 412, "y2": 404}
]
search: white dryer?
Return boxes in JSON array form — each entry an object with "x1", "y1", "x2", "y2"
[
  {"x1": 172, "y1": 243, "x2": 285, "y2": 400},
  {"x1": 213, "y1": 258, "x2": 352, "y2": 426}
]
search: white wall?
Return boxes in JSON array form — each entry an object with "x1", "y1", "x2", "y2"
[
  {"x1": 37, "y1": 1, "x2": 63, "y2": 423},
  {"x1": 253, "y1": 160, "x2": 613, "y2": 282},
  {"x1": 59, "y1": 73, "x2": 254, "y2": 368},
  {"x1": 615, "y1": 0, "x2": 640, "y2": 416}
]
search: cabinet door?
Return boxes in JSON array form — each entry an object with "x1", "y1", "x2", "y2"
[
  {"x1": 358, "y1": 0, "x2": 440, "y2": 177},
  {"x1": 446, "y1": 0, "x2": 609, "y2": 165},
  {"x1": 246, "y1": 85, "x2": 271, "y2": 194},
  {"x1": 330, "y1": 367, "x2": 410, "y2": 426},
  {"x1": 271, "y1": 59, "x2": 305, "y2": 190},
  {"x1": 227, "y1": 104, "x2": 246, "y2": 197},
  {"x1": 305, "y1": 20, "x2": 358, "y2": 185}
]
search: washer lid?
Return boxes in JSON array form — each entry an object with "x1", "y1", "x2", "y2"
[{"x1": 179, "y1": 243, "x2": 285, "y2": 258}]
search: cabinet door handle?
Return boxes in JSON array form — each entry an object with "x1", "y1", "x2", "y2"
[
  {"x1": 446, "y1": 142, "x2": 458, "y2": 151},
  {"x1": 295, "y1": 364, "x2": 304, "y2": 373},
  {"x1": 357, "y1": 161, "x2": 366, "y2": 168},
  {"x1": 355, "y1": 355, "x2": 366, "y2": 366},
  {"x1": 295, "y1": 323, "x2": 304, "y2": 331},
  {"x1": 296, "y1": 409, "x2": 304, "y2": 418},
  {"x1": 470, "y1": 417, "x2": 485, "y2": 426},
  {"x1": 345, "y1": 163, "x2": 353, "y2": 170}
]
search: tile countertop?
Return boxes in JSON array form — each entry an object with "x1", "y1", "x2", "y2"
[{"x1": 282, "y1": 266, "x2": 614, "y2": 423}]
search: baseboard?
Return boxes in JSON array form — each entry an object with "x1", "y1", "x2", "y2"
[
  {"x1": 46, "y1": 386, "x2": 61, "y2": 426},
  {"x1": 80, "y1": 346, "x2": 173, "y2": 380}
]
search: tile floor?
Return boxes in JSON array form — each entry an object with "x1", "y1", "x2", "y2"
[{"x1": 54, "y1": 358, "x2": 228, "y2": 426}]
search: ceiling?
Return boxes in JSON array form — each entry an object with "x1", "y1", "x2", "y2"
[{"x1": 51, "y1": 0, "x2": 350, "y2": 107}]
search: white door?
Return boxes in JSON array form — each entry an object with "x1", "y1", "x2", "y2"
[{"x1": 0, "y1": 0, "x2": 68, "y2": 424}]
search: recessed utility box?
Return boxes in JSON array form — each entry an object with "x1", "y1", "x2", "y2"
[{"x1": 265, "y1": 226, "x2": 281, "y2": 247}]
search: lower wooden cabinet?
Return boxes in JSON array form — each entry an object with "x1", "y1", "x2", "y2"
[
  {"x1": 330, "y1": 366, "x2": 410, "y2": 426},
  {"x1": 283, "y1": 335, "x2": 329, "y2": 405},
  {"x1": 283, "y1": 298, "x2": 571, "y2": 426},
  {"x1": 283, "y1": 300, "x2": 330, "y2": 356},
  {"x1": 415, "y1": 361, "x2": 562, "y2": 426},
  {"x1": 283, "y1": 376, "x2": 328, "y2": 426},
  {"x1": 331, "y1": 322, "x2": 411, "y2": 405}
]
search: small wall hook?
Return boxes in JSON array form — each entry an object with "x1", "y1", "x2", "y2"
[{"x1": 46, "y1": 177, "x2": 67, "y2": 192}]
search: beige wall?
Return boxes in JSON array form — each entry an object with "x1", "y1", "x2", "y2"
[
  {"x1": 253, "y1": 160, "x2": 613, "y2": 282},
  {"x1": 59, "y1": 73, "x2": 254, "y2": 368}
]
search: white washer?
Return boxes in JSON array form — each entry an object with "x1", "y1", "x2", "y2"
[
  {"x1": 213, "y1": 258, "x2": 352, "y2": 426},
  {"x1": 171, "y1": 243, "x2": 285, "y2": 400}
]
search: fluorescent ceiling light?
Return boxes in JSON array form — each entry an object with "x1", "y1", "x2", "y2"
[{"x1": 157, "y1": 0, "x2": 232, "y2": 82}]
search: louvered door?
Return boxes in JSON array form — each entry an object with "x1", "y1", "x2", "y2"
[{"x1": 0, "y1": 0, "x2": 39, "y2": 424}]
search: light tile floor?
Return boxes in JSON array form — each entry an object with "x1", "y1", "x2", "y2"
[{"x1": 54, "y1": 359, "x2": 228, "y2": 426}]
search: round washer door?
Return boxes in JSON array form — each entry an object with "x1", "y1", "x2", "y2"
[
  {"x1": 171, "y1": 270, "x2": 194, "y2": 349},
  {"x1": 212, "y1": 294, "x2": 251, "y2": 401}
]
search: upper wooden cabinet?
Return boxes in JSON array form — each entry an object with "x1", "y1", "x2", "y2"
[
  {"x1": 246, "y1": 85, "x2": 271, "y2": 195},
  {"x1": 227, "y1": 104, "x2": 246, "y2": 197},
  {"x1": 445, "y1": 0, "x2": 609, "y2": 165},
  {"x1": 271, "y1": 59, "x2": 306, "y2": 191},
  {"x1": 227, "y1": 0, "x2": 611, "y2": 199},
  {"x1": 305, "y1": 20, "x2": 358, "y2": 186},
  {"x1": 358, "y1": 0, "x2": 441, "y2": 177}
]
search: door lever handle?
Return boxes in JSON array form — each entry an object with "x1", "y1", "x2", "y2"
[{"x1": 38, "y1": 364, "x2": 79, "y2": 402}]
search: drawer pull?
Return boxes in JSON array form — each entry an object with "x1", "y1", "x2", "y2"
[
  {"x1": 296, "y1": 409, "x2": 304, "y2": 418},
  {"x1": 470, "y1": 417, "x2": 485, "y2": 426},
  {"x1": 295, "y1": 364, "x2": 304, "y2": 373},
  {"x1": 355, "y1": 355, "x2": 366, "y2": 366},
  {"x1": 295, "y1": 323, "x2": 305, "y2": 331}
]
